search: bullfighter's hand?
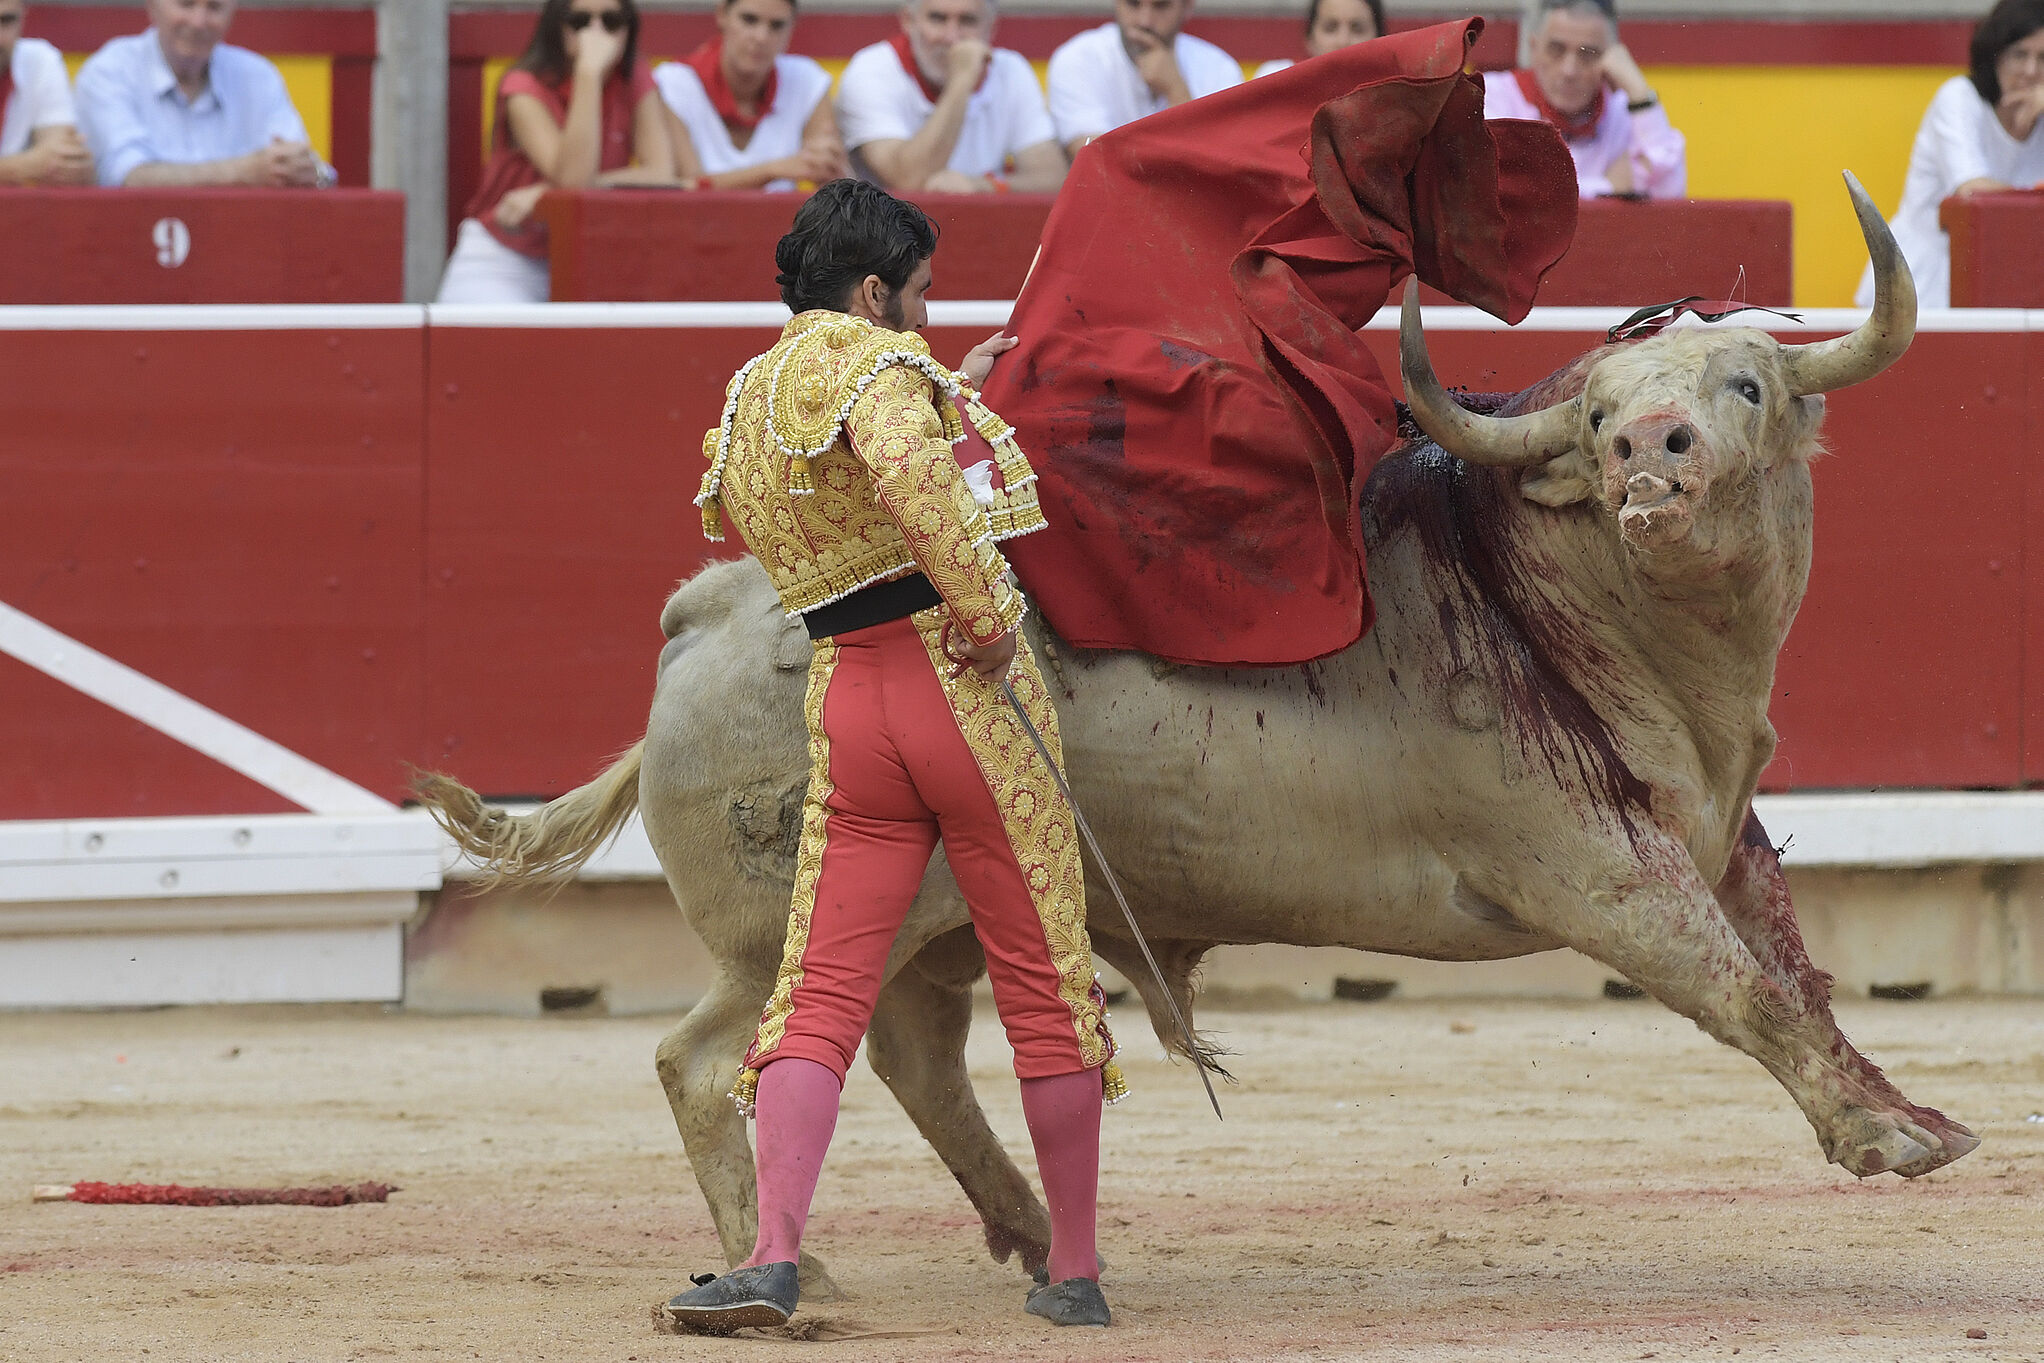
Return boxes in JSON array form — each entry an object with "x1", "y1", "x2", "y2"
[
  {"x1": 1599, "y1": 42, "x2": 1654, "y2": 104},
  {"x1": 2000, "y1": 83, "x2": 2044, "y2": 141},
  {"x1": 945, "y1": 625, "x2": 1017, "y2": 682},
  {"x1": 959, "y1": 331, "x2": 1018, "y2": 386},
  {"x1": 1606, "y1": 155, "x2": 1636, "y2": 196}
]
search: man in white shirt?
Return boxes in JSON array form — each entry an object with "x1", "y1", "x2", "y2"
[
  {"x1": 837, "y1": 0, "x2": 1065, "y2": 194},
  {"x1": 1480, "y1": 0, "x2": 1684, "y2": 199},
  {"x1": 1046, "y1": 0, "x2": 1241, "y2": 156},
  {"x1": 0, "y1": 0, "x2": 93, "y2": 184},
  {"x1": 75, "y1": 0, "x2": 331, "y2": 187}
]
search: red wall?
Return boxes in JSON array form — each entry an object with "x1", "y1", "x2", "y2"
[{"x1": 2, "y1": 315, "x2": 2037, "y2": 818}]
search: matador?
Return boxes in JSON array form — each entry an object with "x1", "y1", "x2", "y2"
[{"x1": 662, "y1": 179, "x2": 1123, "y2": 1333}]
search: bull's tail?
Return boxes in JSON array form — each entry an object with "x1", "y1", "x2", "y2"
[{"x1": 413, "y1": 741, "x2": 644, "y2": 890}]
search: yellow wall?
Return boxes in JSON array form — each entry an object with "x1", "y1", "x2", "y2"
[
  {"x1": 60, "y1": 51, "x2": 335, "y2": 163},
  {"x1": 1651, "y1": 65, "x2": 1955, "y2": 307}
]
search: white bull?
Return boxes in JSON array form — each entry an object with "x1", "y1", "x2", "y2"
[{"x1": 420, "y1": 175, "x2": 1977, "y2": 1294}]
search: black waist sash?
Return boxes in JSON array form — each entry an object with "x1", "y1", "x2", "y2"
[{"x1": 802, "y1": 572, "x2": 944, "y2": 639}]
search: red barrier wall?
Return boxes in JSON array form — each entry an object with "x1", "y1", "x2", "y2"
[
  {"x1": 3, "y1": 312, "x2": 2038, "y2": 817},
  {"x1": 0, "y1": 190, "x2": 405, "y2": 305},
  {"x1": 0, "y1": 322, "x2": 426, "y2": 817}
]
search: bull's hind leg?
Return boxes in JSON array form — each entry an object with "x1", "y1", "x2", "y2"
[
  {"x1": 1711, "y1": 812, "x2": 1978, "y2": 1176},
  {"x1": 652, "y1": 967, "x2": 843, "y2": 1300},
  {"x1": 866, "y1": 927, "x2": 1052, "y2": 1275},
  {"x1": 1519, "y1": 836, "x2": 1972, "y2": 1181}
]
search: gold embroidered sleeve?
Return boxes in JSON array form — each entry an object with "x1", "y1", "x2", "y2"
[{"x1": 846, "y1": 365, "x2": 1025, "y2": 647}]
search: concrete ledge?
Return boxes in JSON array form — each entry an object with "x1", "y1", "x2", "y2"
[{"x1": 0, "y1": 922, "x2": 405, "y2": 1008}]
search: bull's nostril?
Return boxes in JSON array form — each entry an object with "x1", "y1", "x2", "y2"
[
  {"x1": 1666, "y1": 426, "x2": 1693, "y2": 455},
  {"x1": 1612, "y1": 436, "x2": 1633, "y2": 460}
]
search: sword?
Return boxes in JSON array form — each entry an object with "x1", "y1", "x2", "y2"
[{"x1": 999, "y1": 679, "x2": 1224, "y2": 1121}]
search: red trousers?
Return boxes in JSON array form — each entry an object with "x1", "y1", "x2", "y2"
[{"x1": 737, "y1": 608, "x2": 1115, "y2": 1098}]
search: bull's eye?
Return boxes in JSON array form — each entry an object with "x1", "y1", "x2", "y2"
[
  {"x1": 1734, "y1": 378, "x2": 1761, "y2": 405},
  {"x1": 1589, "y1": 409, "x2": 1604, "y2": 432}
]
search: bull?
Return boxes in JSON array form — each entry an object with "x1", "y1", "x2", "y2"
[{"x1": 421, "y1": 175, "x2": 1977, "y2": 1294}]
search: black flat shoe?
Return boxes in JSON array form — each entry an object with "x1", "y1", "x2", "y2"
[
  {"x1": 1024, "y1": 1276, "x2": 1111, "y2": 1327},
  {"x1": 662, "y1": 1261, "x2": 799, "y2": 1333}
]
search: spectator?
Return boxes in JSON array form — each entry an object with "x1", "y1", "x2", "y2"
[
  {"x1": 74, "y1": 0, "x2": 332, "y2": 187},
  {"x1": 1857, "y1": 0, "x2": 2044, "y2": 308},
  {"x1": 438, "y1": 0, "x2": 679, "y2": 304},
  {"x1": 1046, "y1": 0, "x2": 1241, "y2": 155},
  {"x1": 836, "y1": 0, "x2": 1064, "y2": 194},
  {"x1": 0, "y1": 0, "x2": 91, "y2": 184},
  {"x1": 1253, "y1": 0, "x2": 1383, "y2": 79},
  {"x1": 655, "y1": 0, "x2": 843, "y2": 192},
  {"x1": 1481, "y1": 0, "x2": 1684, "y2": 199}
]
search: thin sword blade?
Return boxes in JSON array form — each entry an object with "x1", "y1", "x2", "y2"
[{"x1": 1000, "y1": 680, "x2": 1223, "y2": 1121}]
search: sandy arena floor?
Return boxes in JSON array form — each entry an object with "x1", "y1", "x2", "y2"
[{"x1": 2, "y1": 995, "x2": 2040, "y2": 1362}]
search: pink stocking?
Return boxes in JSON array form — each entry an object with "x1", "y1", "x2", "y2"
[
  {"x1": 1019, "y1": 1068, "x2": 1103, "y2": 1284},
  {"x1": 743, "y1": 1057, "x2": 843, "y2": 1268}
]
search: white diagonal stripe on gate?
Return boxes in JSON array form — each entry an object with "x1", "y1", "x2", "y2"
[{"x1": 0, "y1": 599, "x2": 394, "y2": 815}]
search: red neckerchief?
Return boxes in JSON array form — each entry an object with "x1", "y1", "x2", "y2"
[
  {"x1": 1512, "y1": 67, "x2": 1602, "y2": 143},
  {"x1": 684, "y1": 38, "x2": 776, "y2": 131},
  {"x1": 887, "y1": 31, "x2": 989, "y2": 104},
  {"x1": 1607, "y1": 297, "x2": 1804, "y2": 344}
]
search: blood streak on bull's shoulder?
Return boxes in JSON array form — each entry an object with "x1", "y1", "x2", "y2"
[{"x1": 1364, "y1": 350, "x2": 1655, "y2": 845}]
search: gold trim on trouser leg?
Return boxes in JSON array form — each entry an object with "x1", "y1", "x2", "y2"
[
  {"x1": 911, "y1": 609, "x2": 1123, "y2": 1100},
  {"x1": 731, "y1": 639, "x2": 840, "y2": 1118}
]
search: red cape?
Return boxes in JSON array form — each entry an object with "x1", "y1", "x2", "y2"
[{"x1": 983, "y1": 19, "x2": 1577, "y2": 665}]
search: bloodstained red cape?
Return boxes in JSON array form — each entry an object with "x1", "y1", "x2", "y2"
[{"x1": 982, "y1": 19, "x2": 1577, "y2": 665}]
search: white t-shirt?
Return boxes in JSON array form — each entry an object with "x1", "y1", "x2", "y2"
[
  {"x1": 836, "y1": 43, "x2": 1055, "y2": 180},
  {"x1": 2, "y1": 37, "x2": 79, "y2": 157},
  {"x1": 1857, "y1": 75, "x2": 2044, "y2": 309},
  {"x1": 653, "y1": 54, "x2": 832, "y2": 190},
  {"x1": 1253, "y1": 58, "x2": 1294, "y2": 79},
  {"x1": 1046, "y1": 22, "x2": 1242, "y2": 146}
]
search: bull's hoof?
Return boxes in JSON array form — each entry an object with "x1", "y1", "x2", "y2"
[
  {"x1": 796, "y1": 1251, "x2": 844, "y2": 1302},
  {"x1": 1830, "y1": 1107, "x2": 1980, "y2": 1179}
]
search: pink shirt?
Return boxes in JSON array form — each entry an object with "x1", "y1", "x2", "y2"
[{"x1": 1481, "y1": 69, "x2": 1686, "y2": 200}]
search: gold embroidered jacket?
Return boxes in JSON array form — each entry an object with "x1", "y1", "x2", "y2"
[{"x1": 696, "y1": 311, "x2": 1046, "y2": 647}]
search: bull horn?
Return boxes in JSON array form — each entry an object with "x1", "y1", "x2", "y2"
[
  {"x1": 1399, "y1": 279, "x2": 1581, "y2": 468},
  {"x1": 1782, "y1": 171, "x2": 1917, "y2": 396}
]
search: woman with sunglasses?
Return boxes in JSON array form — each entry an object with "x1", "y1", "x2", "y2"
[
  {"x1": 655, "y1": 0, "x2": 846, "y2": 191},
  {"x1": 438, "y1": 0, "x2": 682, "y2": 303},
  {"x1": 1856, "y1": 0, "x2": 2044, "y2": 308}
]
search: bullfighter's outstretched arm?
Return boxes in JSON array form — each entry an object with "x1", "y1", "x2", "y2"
[{"x1": 845, "y1": 365, "x2": 1027, "y2": 647}]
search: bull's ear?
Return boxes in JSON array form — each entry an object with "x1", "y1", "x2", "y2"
[{"x1": 1518, "y1": 450, "x2": 1596, "y2": 507}]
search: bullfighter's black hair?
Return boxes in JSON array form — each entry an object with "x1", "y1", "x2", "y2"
[{"x1": 774, "y1": 180, "x2": 939, "y2": 317}]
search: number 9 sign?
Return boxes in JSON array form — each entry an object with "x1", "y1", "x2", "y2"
[{"x1": 151, "y1": 217, "x2": 191, "y2": 269}]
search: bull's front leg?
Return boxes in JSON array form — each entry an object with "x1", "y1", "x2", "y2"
[
  {"x1": 1517, "y1": 835, "x2": 1976, "y2": 1180},
  {"x1": 652, "y1": 966, "x2": 844, "y2": 1300},
  {"x1": 1711, "y1": 811, "x2": 1979, "y2": 1176},
  {"x1": 866, "y1": 927, "x2": 1052, "y2": 1275}
]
